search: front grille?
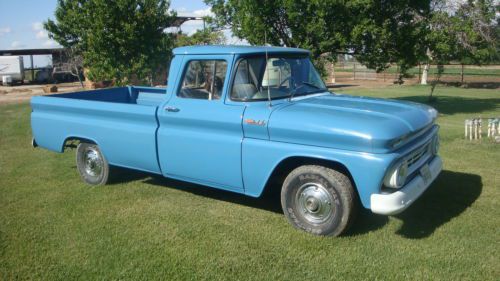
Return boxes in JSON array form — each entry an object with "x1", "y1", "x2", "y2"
[{"x1": 407, "y1": 142, "x2": 431, "y2": 168}]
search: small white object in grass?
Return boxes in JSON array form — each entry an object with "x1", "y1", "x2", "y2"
[
  {"x1": 474, "y1": 119, "x2": 478, "y2": 140},
  {"x1": 465, "y1": 120, "x2": 468, "y2": 137},
  {"x1": 478, "y1": 118, "x2": 482, "y2": 140},
  {"x1": 488, "y1": 118, "x2": 493, "y2": 138},
  {"x1": 486, "y1": 118, "x2": 499, "y2": 139},
  {"x1": 465, "y1": 119, "x2": 472, "y2": 139}
]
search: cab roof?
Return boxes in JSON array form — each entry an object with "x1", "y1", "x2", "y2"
[{"x1": 172, "y1": 45, "x2": 310, "y2": 56}]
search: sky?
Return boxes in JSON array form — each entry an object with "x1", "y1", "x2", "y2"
[{"x1": 0, "y1": 0, "x2": 223, "y2": 66}]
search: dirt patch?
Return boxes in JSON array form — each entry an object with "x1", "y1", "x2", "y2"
[
  {"x1": 0, "y1": 82, "x2": 84, "y2": 104},
  {"x1": 9, "y1": 88, "x2": 32, "y2": 93}
]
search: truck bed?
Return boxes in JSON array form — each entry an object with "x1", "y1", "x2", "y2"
[
  {"x1": 31, "y1": 86, "x2": 168, "y2": 174},
  {"x1": 54, "y1": 86, "x2": 168, "y2": 106}
]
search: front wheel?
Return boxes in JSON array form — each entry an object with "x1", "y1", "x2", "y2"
[
  {"x1": 281, "y1": 165, "x2": 357, "y2": 236},
  {"x1": 76, "y1": 142, "x2": 110, "y2": 185}
]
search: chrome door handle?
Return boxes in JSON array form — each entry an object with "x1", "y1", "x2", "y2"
[{"x1": 164, "y1": 106, "x2": 180, "y2": 112}]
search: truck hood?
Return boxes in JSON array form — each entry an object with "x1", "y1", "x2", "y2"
[{"x1": 268, "y1": 93, "x2": 437, "y2": 153}]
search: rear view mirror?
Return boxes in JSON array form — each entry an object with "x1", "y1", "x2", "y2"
[{"x1": 272, "y1": 60, "x2": 285, "y2": 67}]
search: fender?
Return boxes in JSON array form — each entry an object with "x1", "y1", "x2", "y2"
[{"x1": 242, "y1": 138, "x2": 397, "y2": 208}]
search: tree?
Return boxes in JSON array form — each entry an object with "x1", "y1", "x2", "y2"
[
  {"x1": 52, "y1": 47, "x2": 84, "y2": 87},
  {"x1": 205, "y1": 0, "x2": 430, "y2": 77},
  {"x1": 206, "y1": 0, "x2": 352, "y2": 59},
  {"x1": 421, "y1": 0, "x2": 499, "y2": 85},
  {"x1": 45, "y1": 0, "x2": 176, "y2": 85},
  {"x1": 424, "y1": 0, "x2": 499, "y2": 100},
  {"x1": 206, "y1": 0, "x2": 499, "y2": 89},
  {"x1": 348, "y1": 0, "x2": 430, "y2": 78}
]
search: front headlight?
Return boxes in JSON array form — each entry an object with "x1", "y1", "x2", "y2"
[{"x1": 384, "y1": 160, "x2": 408, "y2": 189}]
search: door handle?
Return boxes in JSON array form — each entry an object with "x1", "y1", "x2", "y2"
[{"x1": 164, "y1": 106, "x2": 180, "y2": 112}]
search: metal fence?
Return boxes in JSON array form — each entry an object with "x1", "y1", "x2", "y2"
[{"x1": 330, "y1": 63, "x2": 500, "y2": 85}]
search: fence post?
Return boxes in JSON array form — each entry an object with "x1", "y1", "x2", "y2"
[
  {"x1": 30, "y1": 55, "x2": 34, "y2": 82},
  {"x1": 353, "y1": 62, "x2": 356, "y2": 80}
]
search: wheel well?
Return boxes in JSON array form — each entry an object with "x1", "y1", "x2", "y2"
[
  {"x1": 263, "y1": 156, "x2": 358, "y2": 196},
  {"x1": 62, "y1": 137, "x2": 96, "y2": 152}
]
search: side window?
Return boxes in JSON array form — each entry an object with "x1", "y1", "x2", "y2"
[
  {"x1": 231, "y1": 58, "x2": 264, "y2": 101},
  {"x1": 178, "y1": 60, "x2": 227, "y2": 100}
]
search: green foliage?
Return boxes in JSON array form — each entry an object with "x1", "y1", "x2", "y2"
[
  {"x1": 348, "y1": 0, "x2": 430, "y2": 73},
  {"x1": 205, "y1": 0, "x2": 430, "y2": 73},
  {"x1": 45, "y1": 0, "x2": 176, "y2": 85},
  {"x1": 206, "y1": 0, "x2": 499, "y2": 76},
  {"x1": 424, "y1": 0, "x2": 499, "y2": 65}
]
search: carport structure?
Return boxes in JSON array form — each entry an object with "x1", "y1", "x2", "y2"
[{"x1": 0, "y1": 48, "x2": 65, "y2": 82}]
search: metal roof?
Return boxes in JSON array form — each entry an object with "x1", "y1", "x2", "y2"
[
  {"x1": 0, "y1": 48, "x2": 65, "y2": 56},
  {"x1": 171, "y1": 16, "x2": 203, "y2": 27},
  {"x1": 173, "y1": 45, "x2": 310, "y2": 55}
]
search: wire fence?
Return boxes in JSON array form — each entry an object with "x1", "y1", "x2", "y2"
[{"x1": 329, "y1": 63, "x2": 500, "y2": 86}]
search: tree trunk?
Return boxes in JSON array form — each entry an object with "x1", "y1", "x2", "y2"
[
  {"x1": 421, "y1": 63, "x2": 429, "y2": 85},
  {"x1": 74, "y1": 65, "x2": 84, "y2": 88},
  {"x1": 331, "y1": 62, "x2": 335, "y2": 84},
  {"x1": 418, "y1": 64, "x2": 421, "y2": 83},
  {"x1": 461, "y1": 64, "x2": 464, "y2": 84}
]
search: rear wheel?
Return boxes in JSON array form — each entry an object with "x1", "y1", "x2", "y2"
[
  {"x1": 76, "y1": 143, "x2": 109, "y2": 185},
  {"x1": 281, "y1": 165, "x2": 356, "y2": 236}
]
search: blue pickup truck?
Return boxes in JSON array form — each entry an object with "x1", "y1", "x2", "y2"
[{"x1": 31, "y1": 45, "x2": 442, "y2": 236}]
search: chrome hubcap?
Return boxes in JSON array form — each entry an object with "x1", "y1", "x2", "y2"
[
  {"x1": 297, "y1": 183, "x2": 333, "y2": 224},
  {"x1": 84, "y1": 147, "x2": 103, "y2": 177}
]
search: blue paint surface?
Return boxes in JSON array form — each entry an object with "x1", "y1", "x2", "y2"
[
  {"x1": 31, "y1": 45, "x2": 439, "y2": 210},
  {"x1": 173, "y1": 45, "x2": 310, "y2": 56}
]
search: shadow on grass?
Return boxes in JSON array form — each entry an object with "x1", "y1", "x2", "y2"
[
  {"x1": 106, "y1": 167, "x2": 151, "y2": 185},
  {"x1": 104, "y1": 166, "x2": 283, "y2": 213},
  {"x1": 345, "y1": 209, "x2": 389, "y2": 236},
  {"x1": 121, "y1": 172, "x2": 284, "y2": 214},
  {"x1": 393, "y1": 96, "x2": 500, "y2": 115},
  {"x1": 347, "y1": 170, "x2": 482, "y2": 238},
  {"x1": 107, "y1": 168, "x2": 481, "y2": 238},
  {"x1": 395, "y1": 170, "x2": 482, "y2": 239},
  {"x1": 438, "y1": 81, "x2": 500, "y2": 89}
]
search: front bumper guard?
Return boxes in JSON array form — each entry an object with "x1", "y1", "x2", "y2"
[{"x1": 370, "y1": 156, "x2": 442, "y2": 215}]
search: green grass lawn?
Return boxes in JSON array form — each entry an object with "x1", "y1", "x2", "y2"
[{"x1": 1, "y1": 85, "x2": 499, "y2": 280}]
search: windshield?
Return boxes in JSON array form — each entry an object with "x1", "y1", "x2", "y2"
[{"x1": 231, "y1": 56, "x2": 327, "y2": 101}]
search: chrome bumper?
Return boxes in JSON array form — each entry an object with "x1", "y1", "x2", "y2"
[{"x1": 370, "y1": 156, "x2": 442, "y2": 215}]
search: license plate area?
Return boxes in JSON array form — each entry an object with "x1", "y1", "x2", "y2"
[{"x1": 420, "y1": 164, "x2": 431, "y2": 183}]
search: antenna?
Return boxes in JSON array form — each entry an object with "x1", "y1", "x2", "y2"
[{"x1": 265, "y1": 30, "x2": 272, "y2": 107}]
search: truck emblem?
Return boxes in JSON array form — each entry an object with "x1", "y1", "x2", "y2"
[{"x1": 244, "y1": 119, "x2": 266, "y2": 126}]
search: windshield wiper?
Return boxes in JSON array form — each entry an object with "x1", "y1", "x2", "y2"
[
  {"x1": 289, "y1": 82, "x2": 326, "y2": 100},
  {"x1": 300, "y1": 82, "x2": 323, "y2": 89}
]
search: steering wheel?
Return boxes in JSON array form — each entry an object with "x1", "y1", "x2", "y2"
[{"x1": 278, "y1": 76, "x2": 295, "y2": 88}]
